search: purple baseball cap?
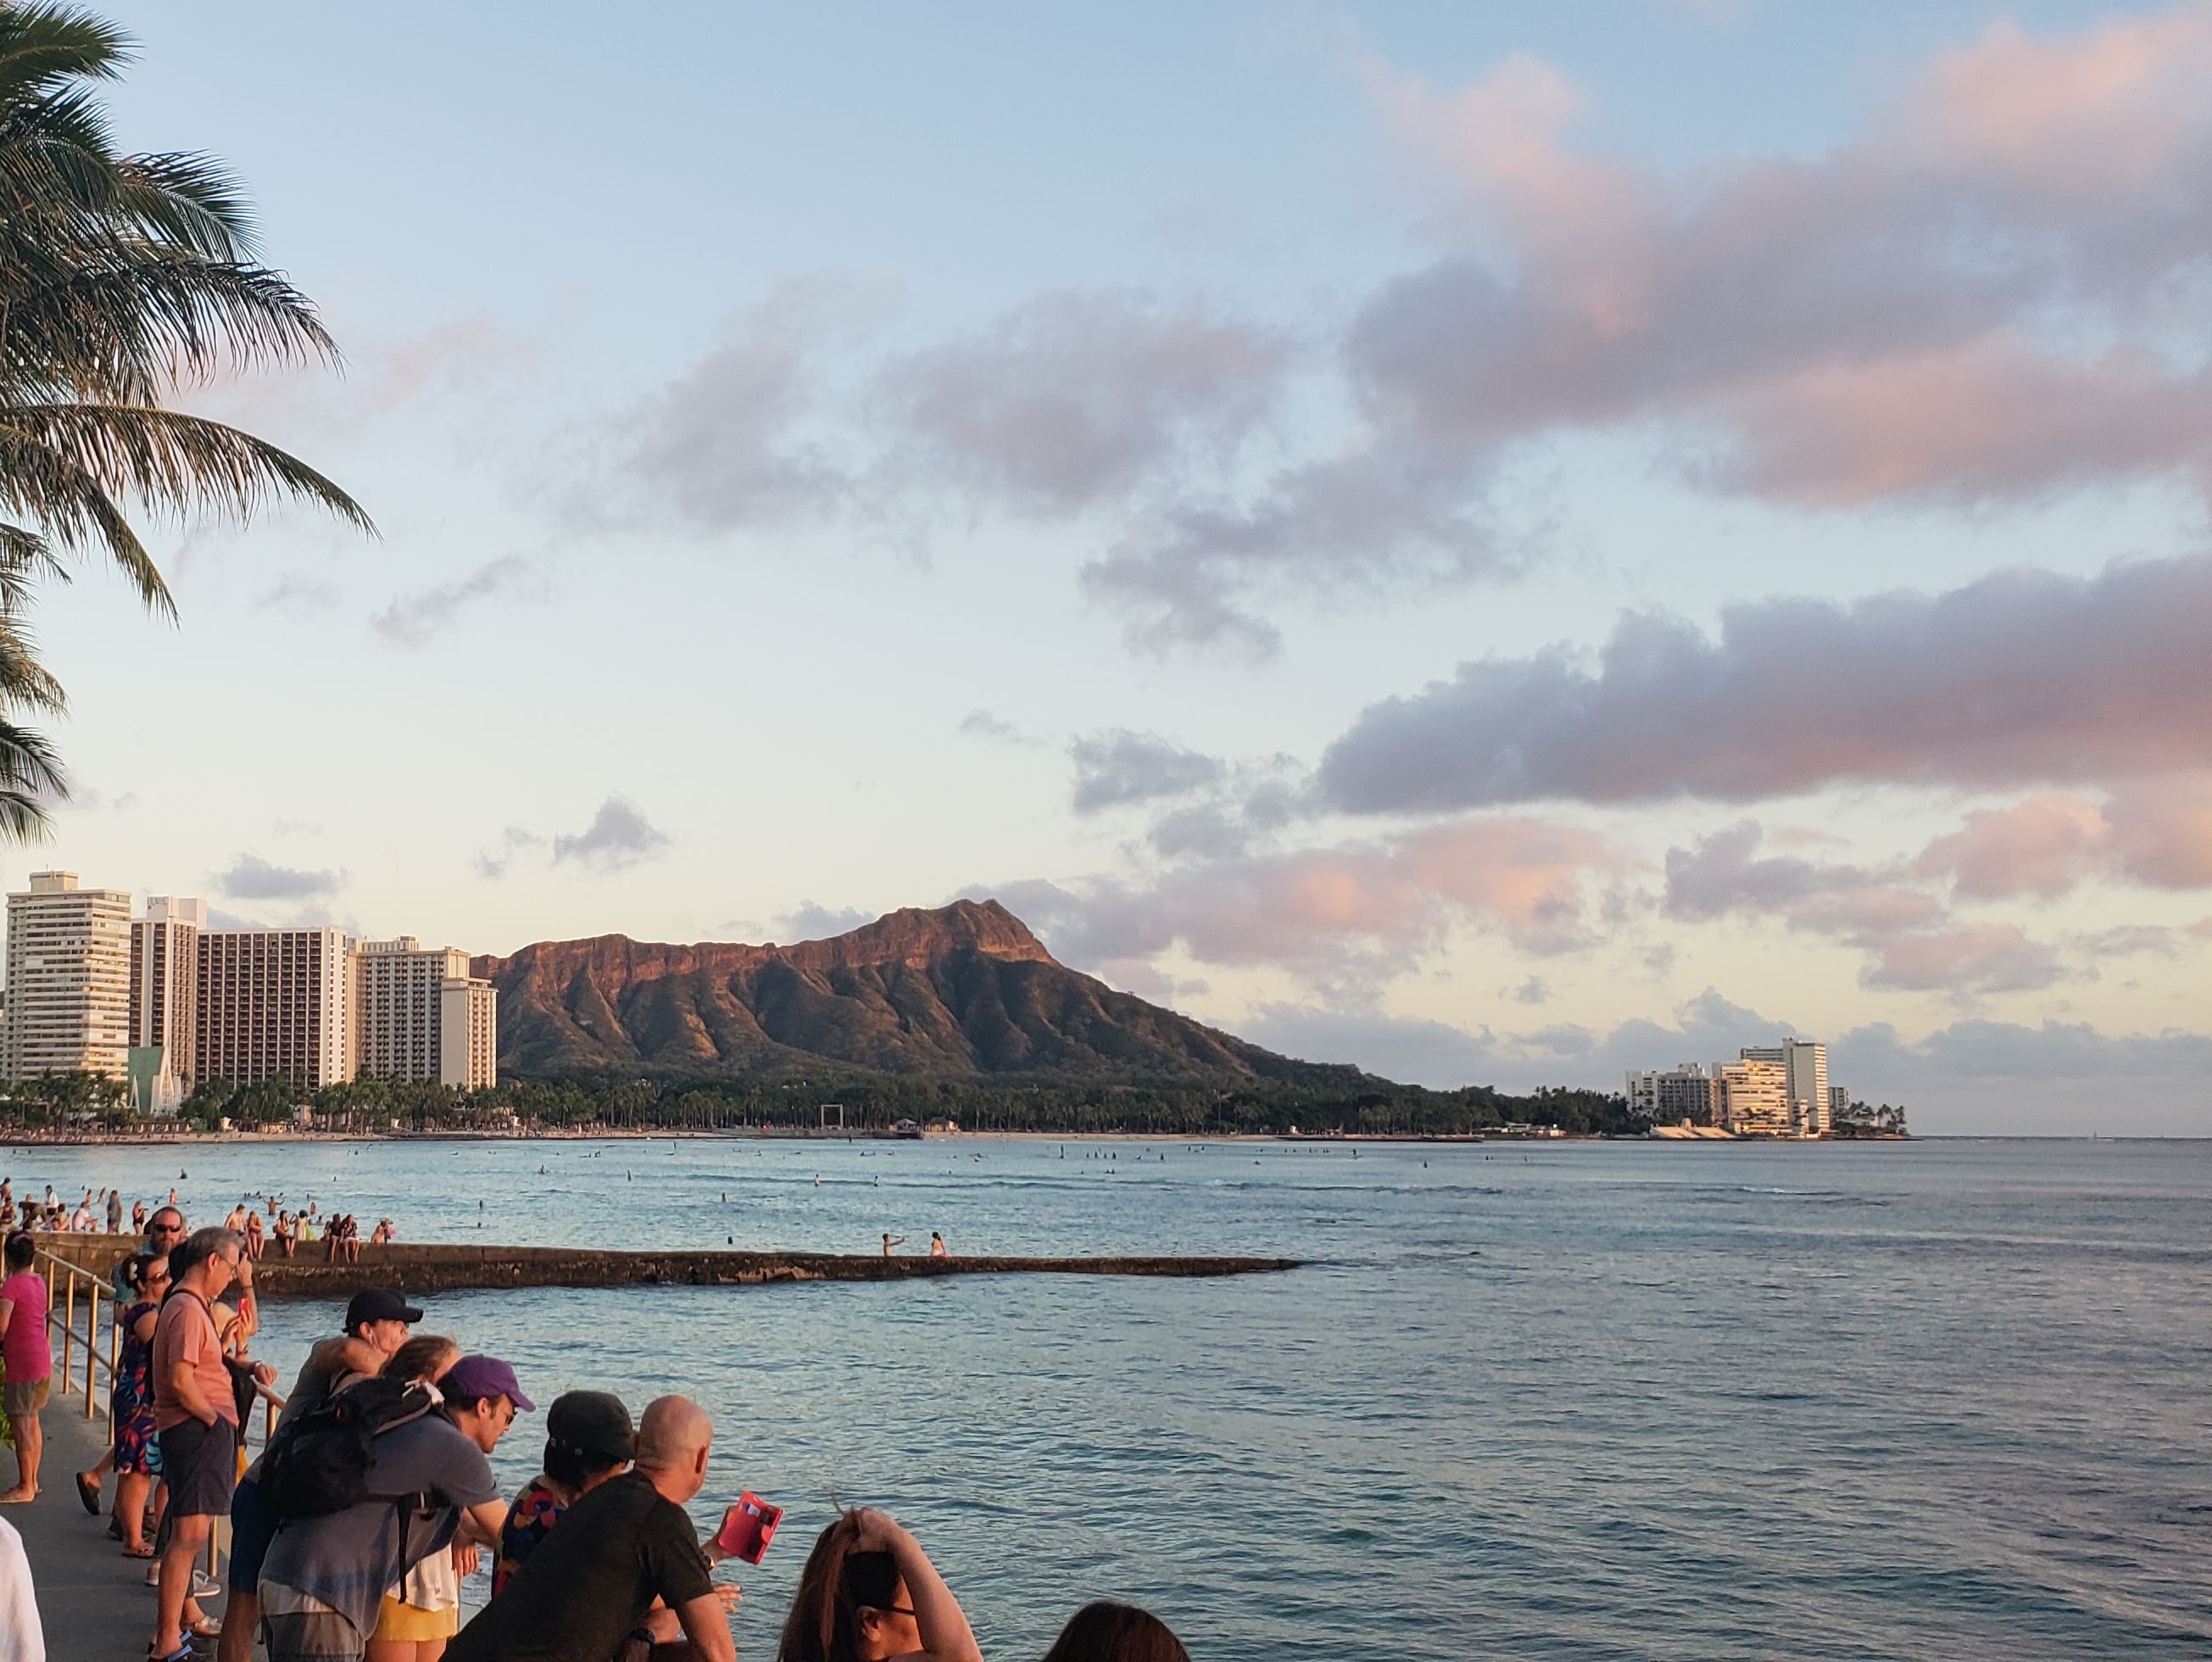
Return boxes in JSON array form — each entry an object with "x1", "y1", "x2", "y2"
[{"x1": 441, "y1": 1354, "x2": 535, "y2": 1412}]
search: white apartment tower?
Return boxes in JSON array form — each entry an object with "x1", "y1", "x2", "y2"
[
  {"x1": 354, "y1": 937, "x2": 498, "y2": 1090},
  {"x1": 130, "y1": 895, "x2": 205, "y2": 1105},
  {"x1": 1742, "y1": 1040, "x2": 1831, "y2": 1136},
  {"x1": 196, "y1": 927, "x2": 354, "y2": 1090},
  {"x1": 2, "y1": 872, "x2": 133, "y2": 1080},
  {"x1": 1716, "y1": 1057, "x2": 1794, "y2": 1135}
]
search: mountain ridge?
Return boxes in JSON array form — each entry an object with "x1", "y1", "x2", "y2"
[{"x1": 473, "y1": 898, "x2": 1358, "y2": 1085}]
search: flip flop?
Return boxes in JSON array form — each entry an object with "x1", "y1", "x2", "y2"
[
  {"x1": 187, "y1": 1617, "x2": 221, "y2": 1639},
  {"x1": 75, "y1": 1471, "x2": 99, "y2": 1514}
]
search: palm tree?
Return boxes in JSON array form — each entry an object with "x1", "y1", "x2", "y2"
[{"x1": 0, "y1": 3, "x2": 371, "y2": 835}]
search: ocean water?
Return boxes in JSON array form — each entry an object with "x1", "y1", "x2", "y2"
[{"x1": 8, "y1": 1135, "x2": 2208, "y2": 1659}]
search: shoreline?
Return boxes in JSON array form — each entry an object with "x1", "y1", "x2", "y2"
[{"x1": 0, "y1": 1125, "x2": 1918, "y2": 1148}]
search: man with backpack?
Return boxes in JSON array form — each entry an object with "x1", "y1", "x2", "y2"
[
  {"x1": 256, "y1": 1353, "x2": 528, "y2": 1662},
  {"x1": 218, "y1": 1288, "x2": 424, "y2": 1662}
]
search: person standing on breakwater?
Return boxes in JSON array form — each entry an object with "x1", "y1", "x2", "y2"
[
  {"x1": 449, "y1": 1395, "x2": 739, "y2": 1662},
  {"x1": 882, "y1": 1235, "x2": 905, "y2": 1257},
  {"x1": 0, "y1": 1232, "x2": 52, "y2": 1504}
]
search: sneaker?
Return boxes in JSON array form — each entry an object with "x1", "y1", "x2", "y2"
[{"x1": 191, "y1": 1569, "x2": 222, "y2": 1599}]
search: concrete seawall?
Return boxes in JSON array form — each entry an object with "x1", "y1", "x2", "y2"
[{"x1": 32, "y1": 1235, "x2": 1300, "y2": 1296}]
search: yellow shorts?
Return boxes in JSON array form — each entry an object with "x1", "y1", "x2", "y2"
[{"x1": 371, "y1": 1596, "x2": 460, "y2": 1642}]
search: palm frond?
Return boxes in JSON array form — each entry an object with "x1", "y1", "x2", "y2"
[
  {"x1": 114, "y1": 151, "x2": 255, "y2": 261},
  {"x1": 0, "y1": 714, "x2": 67, "y2": 840},
  {"x1": 0, "y1": 6, "x2": 131, "y2": 103},
  {"x1": 3, "y1": 256, "x2": 339, "y2": 402},
  {"x1": 0, "y1": 416, "x2": 164, "y2": 608}
]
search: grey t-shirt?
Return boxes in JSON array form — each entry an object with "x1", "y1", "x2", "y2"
[{"x1": 258, "y1": 1413, "x2": 498, "y2": 1632}]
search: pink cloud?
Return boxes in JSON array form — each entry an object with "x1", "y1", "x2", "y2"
[
  {"x1": 1860, "y1": 922, "x2": 2064, "y2": 995},
  {"x1": 983, "y1": 814, "x2": 1628, "y2": 987},
  {"x1": 2104, "y1": 776, "x2": 2212, "y2": 889},
  {"x1": 1914, "y1": 793, "x2": 2111, "y2": 899},
  {"x1": 1346, "y1": 6, "x2": 2212, "y2": 513},
  {"x1": 1916, "y1": 778, "x2": 2212, "y2": 897}
]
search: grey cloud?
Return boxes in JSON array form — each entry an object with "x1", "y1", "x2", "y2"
[
  {"x1": 551, "y1": 797, "x2": 670, "y2": 872},
  {"x1": 258, "y1": 575, "x2": 338, "y2": 615},
  {"x1": 215, "y1": 854, "x2": 342, "y2": 901},
  {"x1": 621, "y1": 282, "x2": 859, "y2": 531},
  {"x1": 1069, "y1": 730, "x2": 1224, "y2": 814},
  {"x1": 876, "y1": 290, "x2": 1290, "y2": 516},
  {"x1": 1083, "y1": 440, "x2": 1508, "y2": 657},
  {"x1": 371, "y1": 556, "x2": 536, "y2": 650},
  {"x1": 1663, "y1": 821, "x2": 2059, "y2": 996},
  {"x1": 776, "y1": 901, "x2": 876, "y2": 941},
  {"x1": 1507, "y1": 976, "x2": 1551, "y2": 1005},
  {"x1": 474, "y1": 828, "x2": 544, "y2": 882},
  {"x1": 1319, "y1": 555, "x2": 2212, "y2": 812},
  {"x1": 957, "y1": 710, "x2": 1046, "y2": 748}
]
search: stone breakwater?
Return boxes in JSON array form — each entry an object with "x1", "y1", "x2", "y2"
[{"x1": 32, "y1": 1235, "x2": 1301, "y2": 1296}]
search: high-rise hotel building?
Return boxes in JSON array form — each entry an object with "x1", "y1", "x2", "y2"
[
  {"x1": 353, "y1": 937, "x2": 498, "y2": 1090},
  {"x1": 130, "y1": 895, "x2": 204, "y2": 1106},
  {"x1": 195, "y1": 927, "x2": 354, "y2": 1090},
  {"x1": 2, "y1": 872, "x2": 133, "y2": 1080}
]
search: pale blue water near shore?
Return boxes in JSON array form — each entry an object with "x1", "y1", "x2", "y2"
[{"x1": 7, "y1": 1135, "x2": 2208, "y2": 1659}]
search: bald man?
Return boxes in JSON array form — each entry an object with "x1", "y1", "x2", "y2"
[{"x1": 449, "y1": 1394, "x2": 738, "y2": 1662}]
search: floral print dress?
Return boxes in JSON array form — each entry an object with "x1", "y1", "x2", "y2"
[{"x1": 109, "y1": 1298, "x2": 161, "y2": 1475}]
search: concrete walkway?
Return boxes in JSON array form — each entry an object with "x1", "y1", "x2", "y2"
[{"x1": 11, "y1": 1402, "x2": 228, "y2": 1661}]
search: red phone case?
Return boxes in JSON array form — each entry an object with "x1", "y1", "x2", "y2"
[{"x1": 716, "y1": 1491, "x2": 783, "y2": 1564}]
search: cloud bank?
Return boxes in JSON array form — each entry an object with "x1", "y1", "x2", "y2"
[{"x1": 1319, "y1": 555, "x2": 2212, "y2": 812}]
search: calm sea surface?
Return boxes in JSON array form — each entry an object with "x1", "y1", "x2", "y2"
[{"x1": 7, "y1": 1135, "x2": 2208, "y2": 1659}]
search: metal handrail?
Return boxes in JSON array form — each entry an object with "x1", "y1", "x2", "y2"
[{"x1": 33, "y1": 1246, "x2": 119, "y2": 1421}]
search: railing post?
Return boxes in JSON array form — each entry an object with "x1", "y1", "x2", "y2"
[
  {"x1": 85, "y1": 1280, "x2": 98, "y2": 1418},
  {"x1": 60, "y1": 1269, "x2": 73, "y2": 1394},
  {"x1": 109, "y1": 1294, "x2": 121, "y2": 1415}
]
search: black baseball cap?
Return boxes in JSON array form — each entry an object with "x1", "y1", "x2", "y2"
[
  {"x1": 547, "y1": 1390, "x2": 634, "y2": 1464},
  {"x1": 344, "y1": 1287, "x2": 424, "y2": 1331}
]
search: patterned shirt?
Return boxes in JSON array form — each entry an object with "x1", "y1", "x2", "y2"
[{"x1": 492, "y1": 1476, "x2": 567, "y2": 1597}]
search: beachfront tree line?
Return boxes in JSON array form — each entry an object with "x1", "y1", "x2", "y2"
[{"x1": 0, "y1": 1068, "x2": 1640, "y2": 1138}]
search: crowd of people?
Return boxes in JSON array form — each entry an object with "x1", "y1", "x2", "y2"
[{"x1": 0, "y1": 1199, "x2": 1193, "y2": 1662}]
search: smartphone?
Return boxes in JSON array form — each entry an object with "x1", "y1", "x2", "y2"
[{"x1": 715, "y1": 1492, "x2": 783, "y2": 1564}]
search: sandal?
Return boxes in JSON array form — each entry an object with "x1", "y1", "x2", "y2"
[
  {"x1": 149, "y1": 1646, "x2": 193, "y2": 1662},
  {"x1": 187, "y1": 1616, "x2": 221, "y2": 1639},
  {"x1": 75, "y1": 1470, "x2": 100, "y2": 1514}
]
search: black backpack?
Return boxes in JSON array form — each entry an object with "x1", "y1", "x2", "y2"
[{"x1": 260, "y1": 1375, "x2": 439, "y2": 1520}]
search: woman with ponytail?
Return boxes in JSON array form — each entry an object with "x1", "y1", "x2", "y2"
[{"x1": 777, "y1": 1508, "x2": 981, "y2": 1662}]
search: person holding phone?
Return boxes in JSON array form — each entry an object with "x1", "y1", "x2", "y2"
[
  {"x1": 448, "y1": 1395, "x2": 739, "y2": 1662},
  {"x1": 777, "y1": 1509, "x2": 982, "y2": 1662}
]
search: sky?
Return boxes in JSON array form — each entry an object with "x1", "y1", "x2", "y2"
[{"x1": 25, "y1": 1, "x2": 2211, "y2": 1133}]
